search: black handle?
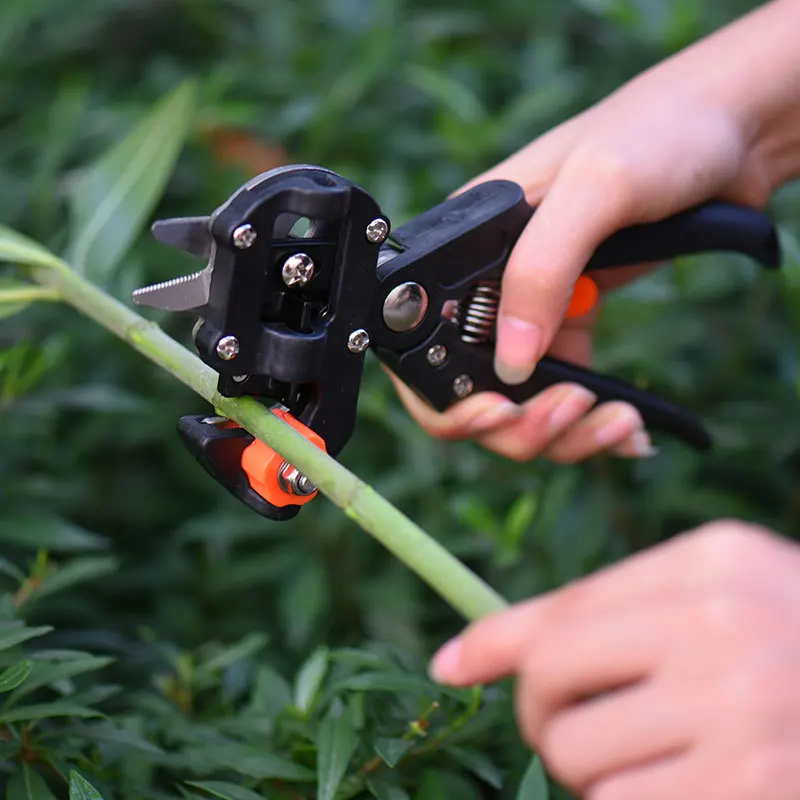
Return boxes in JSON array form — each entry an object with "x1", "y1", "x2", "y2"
[{"x1": 585, "y1": 200, "x2": 781, "y2": 271}]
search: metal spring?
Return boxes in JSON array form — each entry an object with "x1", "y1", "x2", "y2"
[{"x1": 458, "y1": 280, "x2": 500, "y2": 343}]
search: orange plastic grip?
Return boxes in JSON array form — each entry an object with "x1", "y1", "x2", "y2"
[
  {"x1": 240, "y1": 408, "x2": 327, "y2": 508},
  {"x1": 565, "y1": 275, "x2": 599, "y2": 320}
]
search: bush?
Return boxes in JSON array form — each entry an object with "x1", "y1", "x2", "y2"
[{"x1": 1, "y1": 1, "x2": 799, "y2": 798}]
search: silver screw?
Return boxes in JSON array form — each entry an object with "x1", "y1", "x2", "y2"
[
  {"x1": 347, "y1": 329, "x2": 370, "y2": 353},
  {"x1": 278, "y1": 462, "x2": 317, "y2": 496},
  {"x1": 232, "y1": 223, "x2": 257, "y2": 249},
  {"x1": 426, "y1": 344, "x2": 447, "y2": 366},
  {"x1": 282, "y1": 253, "x2": 315, "y2": 288},
  {"x1": 453, "y1": 374, "x2": 474, "y2": 398},
  {"x1": 216, "y1": 335, "x2": 240, "y2": 361},
  {"x1": 366, "y1": 218, "x2": 389, "y2": 244}
]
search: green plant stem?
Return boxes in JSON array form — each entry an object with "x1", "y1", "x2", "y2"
[
  {"x1": 0, "y1": 286, "x2": 61, "y2": 304},
  {"x1": 30, "y1": 259, "x2": 508, "y2": 622}
]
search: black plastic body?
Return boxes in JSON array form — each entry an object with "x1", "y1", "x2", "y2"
[{"x1": 150, "y1": 167, "x2": 782, "y2": 520}]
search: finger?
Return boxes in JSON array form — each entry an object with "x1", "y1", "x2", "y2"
[
  {"x1": 429, "y1": 531, "x2": 707, "y2": 686},
  {"x1": 383, "y1": 368, "x2": 524, "y2": 439},
  {"x1": 472, "y1": 382, "x2": 598, "y2": 461},
  {"x1": 587, "y1": 752, "x2": 696, "y2": 800},
  {"x1": 514, "y1": 600, "x2": 691, "y2": 743},
  {"x1": 542, "y1": 401, "x2": 656, "y2": 463},
  {"x1": 535, "y1": 684, "x2": 692, "y2": 793},
  {"x1": 493, "y1": 151, "x2": 637, "y2": 386}
]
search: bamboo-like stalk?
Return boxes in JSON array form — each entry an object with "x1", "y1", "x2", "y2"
[{"x1": 21, "y1": 253, "x2": 508, "y2": 622}]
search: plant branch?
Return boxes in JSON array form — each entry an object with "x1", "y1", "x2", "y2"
[{"x1": 27, "y1": 256, "x2": 508, "y2": 623}]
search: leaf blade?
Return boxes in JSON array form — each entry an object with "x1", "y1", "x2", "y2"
[{"x1": 66, "y1": 81, "x2": 198, "y2": 282}]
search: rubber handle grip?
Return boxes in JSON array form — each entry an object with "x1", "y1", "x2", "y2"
[{"x1": 585, "y1": 200, "x2": 781, "y2": 271}]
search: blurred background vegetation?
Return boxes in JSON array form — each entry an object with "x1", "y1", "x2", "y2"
[{"x1": 1, "y1": 0, "x2": 799, "y2": 798}]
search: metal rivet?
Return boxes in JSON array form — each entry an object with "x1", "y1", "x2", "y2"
[
  {"x1": 382, "y1": 282, "x2": 429, "y2": 332},
  {"x1": 216, "y1": 335, "x2": 240, "y2": 361},
  {"x1": 426, "y1": 344, "x2": 447, "y2": 366},
  {"x1": 347, "y1": 329, "x2": 370, "y2": 353},
  {"x1": 282, "y1": 253, "x2": 315, "y2": 288},
  {"x1": 366, "y1": 218, "x2": 389, "y2": 244},
  {"x1": 453, "y1": 374, "x2": 474, "y2": 398},
  {"x1": 278, "y1": 462, "x2": 317, "y2": 496},
  {"x1": 232, "y1": 223, "x2": 257, "y2": 249}
]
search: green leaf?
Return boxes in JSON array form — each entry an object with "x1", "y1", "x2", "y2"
[
  {"x1": 446, "y1": 746, "x2": 503, "y2": 789},
  {"x1": 0, "y1": 625, "x2": 53, "y2": 652},
  {"x1": 185, "y1": 781, "x2": 266, "y2": 800},
  {"x1": 0, "y1": 514, "x2": 109, "y2": 552},
  {"x1": 0, "y1": 660, "x2": 32, "y2": 692},
  {"x1": 0, "y1": 227, "x2": 65, "y2": 272},
  {"x1": 66, "y1": 81, "x2": 198, "y2": 282},
  {"x1": 515, "y1": 755, "x2": 549, "y2": 800},
  {"x1": 7, "y1": 655, "x2": 114, "y2": 704},
  {"x1": 193, "y1": 632, "x2": 268, "y2": 685},
  {"x1": 367, "y1": 779, "x2": 410, "y2": 800},
  {"x1": 18, "y1": 556, "x2": 119, "y2": 608},
  {"x1": 374, "y1": 737, "x2": 414, "y2": 768},
  {"x1": 317, "y1": 705, "x2": 358, "y2": 800},
  {"x1": 293, "y1": 645, "x2": 328, "y2": 715},
  {"x1": 0, "y1": 701, "x2": 103, "y2": 724},
  {"x1": 184, "y1": 743, "x2": 315, "y2": 782},
  {"x1": 69, "y1": 771, "x2": 104, "y2": 800},
  {"x1": 7, "y1": 765, "x2": 57, "y2": 800}
]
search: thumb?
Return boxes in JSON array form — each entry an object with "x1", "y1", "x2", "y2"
[{"x1": 493, "y1": 154, "x2": 634, "y2": 385}]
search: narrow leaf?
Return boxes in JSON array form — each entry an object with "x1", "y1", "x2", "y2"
[
  {"x1": 7, "y1": 655, "x2": 114, "y2": 704},
  {"x1": 67, "y1": 81, "x2": 198, "y2": 282},
  {"x1": 516, "y1": 755, "x2": 549, "y2": 800},
  {"x1": 69, "y1": 771, "x2": 104, "y2": 800},
  {"x1": 0, "y1": 514, "x2": 108, "y2": 552},
  {"x1": 0, "y1": 701, "x2": 103, "y2": 724},
  {"x1": 0, "y1": 626, "x2": 53, "y2": 652},
  {"x1": 317, "y1": 705, "x2": 358, "y2": 800},
  {"x1": 293, "y1": 646, "x2": 328, "y2": 715},
  {"x1": 184, "y1": 743, "x2": 315, "y2": 782},
  {"x1": 0, "y1": 226, "x2": 65, "y2": 271},
  {"x1": 18, "y1": 556, "x2": 119, "y2": 607},
  {"x1": 7, "y1": 765, "x2": 57, "y2": 800},
  {"x1": 185, "y1": 781, "x2": 266, "y2": 800},
  {"x1": 374, "y1": 737, "x2": 413, "y2": 768},
  {"x1": 0, "y1": 660, "x2": 32, "y2": 692}
]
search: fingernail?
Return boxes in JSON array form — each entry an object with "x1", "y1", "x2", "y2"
[
  {"x1": 548, "y1": 387, "x2": 598, "y2": 433},
  {"x1": 494, "y1": 317, "x2": 542, "y2": 385},
  {"x1": 619, "y1": 429, "x2": 659, "y2": 458},
  {"x1": 594, "y1": 406, "x2": 645, "y2": 446},
  {"x1": 429, "y1": 638, "x2": 461, "y2": 683},
  {"x1": 469, "y1": 401, "x2": 525, "y2": 434}
]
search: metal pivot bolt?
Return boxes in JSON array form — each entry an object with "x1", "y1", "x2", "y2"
[
  {"x1": 232, "y1": 223, "x2": 257, "y2": 249},
  {"x1": 426, "y1": 344, "x2": 447, "y2": 366},
  {"x1": 366, "y1": 218, "x2": 389, "y2": 244},
  {"x1": 278, "y1": 462, "x2": 317, "y2": 496},
  {"x1": 347, "y1": 329, "x2": 370, "y2": 353},
  {"x1": 282, "y1": 253, "x2": 315, "y2": 288},
  {"x1": 453, "y1": 374, "x2": 474, "y2": 398},
  {"x1": 216, "y1": 335, "x2": 240, "y2": 361},
  {"x1": 382, "y1": 282, "x2": 429, "y2": 332}
]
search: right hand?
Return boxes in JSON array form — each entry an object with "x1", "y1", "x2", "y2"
[{"x1": 387, "y1": 1, "x2": 799, "y2": 464}]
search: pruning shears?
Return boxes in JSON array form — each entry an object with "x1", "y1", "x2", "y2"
[{"x1": 132, "y1": 165, "x2": 781, "y2": 520}]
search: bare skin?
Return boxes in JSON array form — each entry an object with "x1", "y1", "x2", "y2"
[
  {"x1": 390, "y1": 0, "x2": 800, "y2": 464},
  {"x1": 420, "y1": 2, "x2": 800, "y2": 797}
]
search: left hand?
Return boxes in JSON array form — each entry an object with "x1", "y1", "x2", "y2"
[{"x1": 429, "y1": 520, "x2": 800, "y2": 799}]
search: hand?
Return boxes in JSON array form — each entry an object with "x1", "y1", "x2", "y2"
[
  {"x1": 388, "y1": 0, "x2": 800, "y2": 464},
  {"x1": 429, "y1": 520, "x2": 800, "y2": 799}
]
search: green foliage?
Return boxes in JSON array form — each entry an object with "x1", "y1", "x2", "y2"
[{"x1": 1, "y1": 0, "x2": 799, "y2": 798}]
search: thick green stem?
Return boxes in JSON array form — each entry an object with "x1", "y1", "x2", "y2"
[{"x1": 31, "y1": 260, "x2": 508, "y2": 622}]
